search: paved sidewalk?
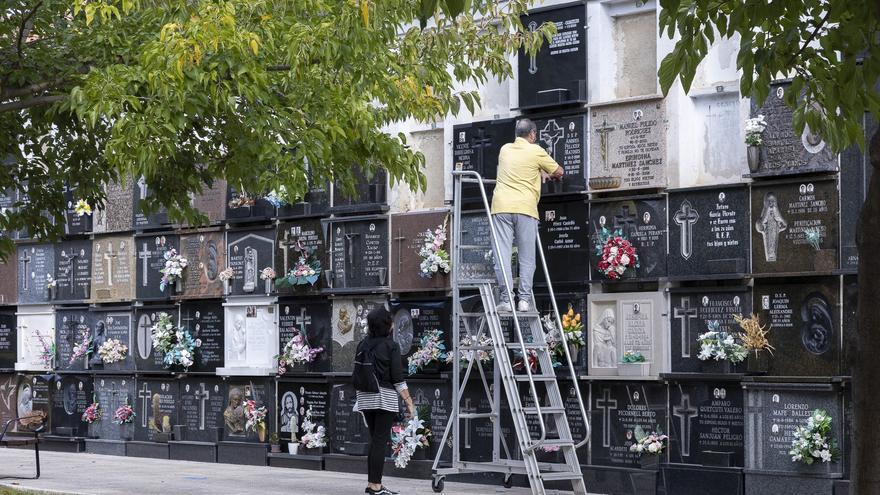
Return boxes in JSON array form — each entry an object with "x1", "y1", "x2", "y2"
[{"x1": 0, "y1": 449, "x2": 540, "y2": 495}]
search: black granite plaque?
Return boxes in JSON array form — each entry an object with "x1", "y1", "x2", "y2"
[
  {"x1": 327, "y1": 217, "x2": 389, "y2": 292},
  {"x1": 754, "y1": 277, "x2": 840, "y2": 376},
  {"x1": 133, "y1": 306, "x2": 176, "y2": 372},
  {"x1": 91, "y1": 376, "x2": 135, "y2": 441},
  {"x1": 590, "y1": 381, "x2": 667, "y2": 468},
  {"x1": 751, "y1": 178, "x2": 839, "y2": 274},
  {"x1": 328, "y1": 381, "x2": 369, "y2": 454},
  {"x1": 842, "y1": 276, "x2": 856, "y2": 377},
  {"x1": 90, "y1": 309, "x2": 135, "y2": 372},
  {"x1": 277, "y1": 380, "x2": 329, "y2": 442},
  {"x1": 226, "y1": 227, "x2": 276, "y2": 296},
  {"x1": 62, "y1": 183, "x2": 92, "y2": 235},
  {"x1": 275, "y1": 219, "x2": 329, "y2": 296},
  {"x1": 589, "y1": 196, "x2": 667, "y2": 281},
  {"x1": 135, "y1": 233, "x2": 180, "y2": 300},
  {"x1": 0, "y1": 311, "x2": 15, "y2": 369},
  {"x1": 517, "y1": 3, "x2": 587, "y2": 110},
  {"x1": 750, "y1": 81, "x2": 838, "y2": 177},
  {"x1": 536, "y1": 197, "x2": 589, "y2": 286},
  {"x1": 55, "y1": 308, "x2": 93, "y2": 372},
  {"x1": 134, "y1": 379, "x2": 179, "y2": 442},
  {"x1": 534, "y1": 291, "x2": 588, "y2": 372},
  {"x1": 839, "y1": 111, "x2": 876, "y2": 271},
  {"x1": 532, "y1": 112, "x2": 588, "y2": 195},
  {"x1": 15, "y1": 374, "x2": 51, "y2": 432},
  {"x1": 178, "y1": 377, "x2": 226, "y2": 443},
  {"x1": 51, "y1": 375, "x2": 92, "y2": 437},
  {"x1": 331, "y1": 297, "x2": 386, "y2": 373},
  {"x1": 17, "y1": 243, "x2": 55, "y2": 304},
  {"x1": 276, "y1": 176, "x2": 331, "y2": 219},
  {"x1": 132, "y1": 175, "x2": 171, "y2": 230},
  {"x1": 452, "y1": 118, "x2": 516, "y2": 205},
  {"x1": 278, "y1": 299, "x2": 332, "y2": 374},
  {"x1": 226, "y1": 183, "x2": 276, "y2": 222},
  {"x1": 331, "y1": 167, "x2": 388, "y2": 215},
  {"x1": 223, "y1": 378, "x2": 274, "y2": 443},
  {"x1": 670, "y1": 287, "x2": 752, "y2": 373},
  {"x1": 667, "y1": 185, "x2": 750, "y2": 278},
  {"x1": 458, "y1": 211, "x2": 495, "y2": 284},
  {"x1": 668, "y1": 380, "x2": 744, "y2": 466},
  {"x1": 54, "y1": 240, "x2": 92, "y2": 302},
  {"x1": 402, "y1": 380, "x2": 452, "y2": 459},
  {"x1": 459, "y1": 378, "x2": 498, "y2": 462},
  {"x1": 179, "y1": 300, "x2": 225, "y2": 373},
  {"x1": 389, "y1": 299, "x2": 451, "y2": 376}
]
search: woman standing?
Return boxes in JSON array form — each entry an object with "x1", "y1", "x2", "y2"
[{"x1": 354, "y1": 307, "x2": 415, "y2": 495}]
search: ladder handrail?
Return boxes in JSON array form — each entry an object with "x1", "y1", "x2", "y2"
[
  {"x1": 451, "y1": 167, "x2": 547, "y2": 452},
  {"x1": 535, "y1": 230, "x2": 591, "y2": 448}
]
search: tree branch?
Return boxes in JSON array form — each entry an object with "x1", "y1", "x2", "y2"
[
  {"x1": 0, "y1": 95, "x2": 66, "y2": 113},
  {"x1": 1, "y1": 79, "x2": 65, "y2": 99},
  {"x1": 789, "y1": 9, "x2": 831, "y2": 66},
  {"x1": 17, "y1": 1, "x2": 44, "y2": 60}
]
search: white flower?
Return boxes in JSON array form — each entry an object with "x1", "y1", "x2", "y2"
[
  {"x1": 648, "y1": 442, "x2": 660, "y2": 453},
  {"x1": 620, "y1": 254, "x2": 630, "y2": 265}
]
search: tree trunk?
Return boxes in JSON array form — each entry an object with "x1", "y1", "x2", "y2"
[{"x1": 854, "y1": 127, "x2": 880, "y2": 495}]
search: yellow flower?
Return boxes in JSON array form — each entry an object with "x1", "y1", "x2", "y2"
[
  {"x1": 74, "y1": 199, "x2": 92, "y2": 217},
  {"x1": 574, "y1": 314, "x2": 581, "y2": 323}
]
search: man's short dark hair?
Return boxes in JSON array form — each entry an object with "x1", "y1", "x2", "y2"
[
  {"x1": 367, "y1": 307, "x2": 393, "y2": 338},
  {"x1": 515, "y1": 118, "x2": 537, "y2": 138}
]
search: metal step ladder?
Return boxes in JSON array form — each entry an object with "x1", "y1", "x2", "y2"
[{"x1": 430, "y1": 167, "x2": 589, "y2": 495}]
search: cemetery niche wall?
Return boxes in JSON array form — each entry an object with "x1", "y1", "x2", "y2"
[
  {"x1": 452, "y1": 117, "x2": 517, "y2": 206},
  {"x1": 0, "y1": 374, "x2": 15, "y2": 431},
  {"x1": 517, "y1": 2, "x2": 587, "y2": 110},
  {"x1": 277, "y1": 379, "x2": 329, "y2": 445},
  {"x1": 0, "y1": 309, "x2": 15, "y2": 370},
  {"x1": 171, "y1": 378, "x2": 226, "y2": 463},
  {"x1": 55, "y1": 307, "x2": 93, "y2": 372},
  {"x1": 532, "y1": 112, "x2": 588, "y2": 196},
  {"x1": 389, "y1": 210, "x2": 451, "y2": 293},
  {"x1": 589, "y1": 195, "x2": 667, "y2": 281},
  {"x1": 17, "y1": 243, "x2": 55, "y2": 304},
  {"x1": 178, "y1": 230, "x2": 225, "y2": 299},
  {"x1": 275, "y1": 218, "x2": 329, "y2": 296},
  {"x1": 135, "y1": 232, "x2": 180, "y2": 300},
  {"x1": 90, "y1": 235, "x2": 136, "y2": 303},
  {"x1": 389, "y1": 299, "x2": 451, "y2": 377},
  {"x1": 91, "y1": 308, "x2": 135, "y2": 372},
  {"x1": 330, "y1": 167, "x2": 388, "y2": 216},
  {"x1": 15, "y1": 374, "x2": 51, "y2": 433},
  {"x1": 217, "y1": 377, "x2": 274, "y2": 466},
  {"x1": 85, "y1": 375, "x2": 135, "y2": 455},
  {"x1": 15, "y1": 304, "x2": 54, "y2": 372},
  {"x1": 0, "y1": 252, "x2": 17, "y2": 304},
  {"x1": 54, "y1": 240, "x2": 92, "y2": 303},
  {"x1": 278, "y1": 299, "x2": 332, "y2": 374},
  {"x1": 326, "y1": 216, "x2": 390, "y2": 293},
  {"x1": 226, "y1": 227, "x2": 276, "y2": 297},
  {"x1": 132, "y1": 175, "x2": 171, "y2": 230},
  {"x1": 838, "y1": 111, "x2": 875, "y2": 271},
  {"x1": 587, "y1": 291, "x2": 668, "y2": 378},
  {"x1": 275, "y1": 174, "x2": 330, "y2": 219},
  {"x1": 187, "y1": 178, "x2": 227, "y2": 227},
  {"x1": 50, "y1": 375, "x2": 92, "y2": 438},
  {"x1": 226, "y1": 182, "x2": 276, "y2": 223},
  {"x1": 179, "y1": 300, "x2": 225, "y2": 373},
  {"x1": 536, "y1": 197, "x2": 589, "y2": 287},
  {"x1": 133, "y1": 305, "x2": 176, "y2": 373},
  {"x1": 133, "y1": 378, "x2": 179, "y2": 443},
  {"x1": 588, "y1": 381, "x2": 667, "y2": 468},
  {"x1": 217, "y1": 296, "x2": 279, "y2": 376},
  {"x1": 330, "y1": 297, "x2": 386, "y2": 374},
  {"x1": 328, "y1": 380, "x2": 369, "y2": 455}
]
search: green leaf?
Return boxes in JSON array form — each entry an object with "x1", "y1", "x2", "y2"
[{"x1": 658, "y1": 49, "x2": 682, "y2": 96}]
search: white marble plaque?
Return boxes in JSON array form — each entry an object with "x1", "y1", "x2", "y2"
[
  {"x1": 15, "y1": 305, "x2": 55, "y2": 372},
  {"x1": 218, "y1": 296, "x2": 278, "y2": 376},
  {"x1": 587, "y1": 291, "x2": 668, "y2": 378}
]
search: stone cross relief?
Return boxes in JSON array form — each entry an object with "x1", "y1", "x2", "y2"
[
  {"x1": 138, "y1": 242, "x2": 151, "y2": 287},
  {"x1": 19, "y1": 250, "x2": 31, "y2": 291},
  {"x1": 527, "y1": 21, "x2": 539, "y2": 74},
  {"x1": 594, "y1": 118, "x2": 615, "y2": 169},
  {"x1": 673, "y1": 200, "x2": 700, "y2": 260},
  {"x1": 61, "y1": 250, "x2": 78, "y2": 297},
  {"x1": 393, "y1": 228, "x2": 407, "y2": 274},
  {"x1": 279, "y1": 230, "x2": 298, "y2": 275},
  {"x1": 138, "y1": 382, "x2": 152, "y2": 428},
  {"x1": 343, "y1": 233, "x2": 360, "y2": 286},
  {"x1": 137, "y1": 315, "x2": 153, "y2": 361},
  {"x1": 243, "y1": 247, "x2": 257, "y2": 293},
  {"x1": 673, "y1": 393, "x2": 699, "y2": 458},
  {"x1": 596, "y1": 388, "x2": 618, "y2": 448},
  {"x1": 103, "y1": 243, "x2": 116, "y2": 287},
  {"x1": 673, "y1": 297, "x2": 699, "y2": 359},
  {"x1": 614, "y1": 205, "x2": 638, "y2": 239},
  {"x1": 195, "y1": 383, "x2": 210, "y2": 430},
  {"x1": 539, "y1": 119, "x2": 565, "y2": 159}
]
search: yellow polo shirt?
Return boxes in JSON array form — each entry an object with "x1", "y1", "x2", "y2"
[{"x1": 490, "y1": 137, "x2": 561, "y2": 219}]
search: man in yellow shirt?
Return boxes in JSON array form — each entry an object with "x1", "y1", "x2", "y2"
[{"x1": 491, "y1": 118, "x2": 564, "y2": 312}]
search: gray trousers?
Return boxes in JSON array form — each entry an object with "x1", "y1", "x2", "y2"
[{"x1": 492, "y1": 213, "x2": 538, "y2": 303}]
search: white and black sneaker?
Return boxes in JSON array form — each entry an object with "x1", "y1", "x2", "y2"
[{"x1": 367, "y1": 487, "x2": 399, "y2": 495}]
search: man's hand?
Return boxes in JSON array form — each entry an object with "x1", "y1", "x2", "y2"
[
  {"x1": 541, "y1": 171, "x2": 551, "y2": 183},
  {"x1": 551, "y1": 165, "x2": 564, "y2": 179}
]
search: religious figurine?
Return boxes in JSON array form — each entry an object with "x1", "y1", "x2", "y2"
[
  {"x1": 150, "y1": 393, "x2": 169, "y2": 433},
  {"x1": 243, "y1": 247, "x2": 257, "y2": 292},
  {"x1": 279, "y1": 392, "x2": 298, "y2": 435},
  {"x1": 17, "y1": 385, "x2": 33, "y2": 416},
  {"x1": 354, "y1": 304, "x2": 368, "y2": 335},
  {"x1": 592, "y1": 309, "x2": 617, "y2": 368},
  {"x1": 231, "y1": 315, "x2": 246, "y2": 362},
  {"x1": 337, "y1": 307, "x2": 353, "y2": 335},
  {"x1": 206, "y1": 241, "x2": 219, "y2": 281},
  {"x1": 89, "y1": 320, "x2": 107, "y2": 367},
  {"x1": 755, "y1": 192, "x2": 787, "y2": 262},
  {"x1": 223, "y1": 387, "x2": 246, "y2": 435},
  {"x1": 801, "y1": 294, "x2": 833, "y2": 355}
]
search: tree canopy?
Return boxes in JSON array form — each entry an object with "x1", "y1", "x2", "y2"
[{"x1": 0, "y1": 0, "x2": 552, "y2": 255}]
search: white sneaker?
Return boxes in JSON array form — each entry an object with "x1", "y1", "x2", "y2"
[
  {"x1": 496, "y1": 302, "x2": 512, "y2": 313},
  {"x1": 517, "y1": 300, "x2": 531, "y2": 312}
]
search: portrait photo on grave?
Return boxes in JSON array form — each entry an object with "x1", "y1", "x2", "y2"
[
  {"x1": 90, "y1": 236, "x2": 136, "y2": 303},
  {"x1": 389, "y1": 299, "x2": 451, "y2": 376},
  {"x1": 589, "y1": 195, "x2": 667, "y2": 281},
  {"x1": 277, "y1": 380, "x2": 329, "y2": 443},
  {"x1": 326, "y1": 216, "x2": 390, "y2": 293}
]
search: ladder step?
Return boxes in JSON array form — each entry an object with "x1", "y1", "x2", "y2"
[
  {"x1": 497, "y1": 311, "x2": 541, "y2": 318},
  {"x1": 540, "y1": 471, "x2": 584, "y2": 481},
  {"x1": 522, "y1": 406, "x2": 565, "y2": 415},
  {"x1": 505, "y1": 342, "x2": 546, "y2": 350},
  {"x1": 514, "y1": 374, "x2": 556, "y2": 381},
  {"x1": 457, "y1": 244, "x2": 490, "y2": 250},
  {"x1": 459, "y1": 412, "x2": 497, "y2": 420},
  {"x1": 538, "y1": 438, "x2": 575, "y2": 447}
]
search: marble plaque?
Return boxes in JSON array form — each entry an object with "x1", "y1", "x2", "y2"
[
  {"x1": 133, "y1": 306, "x2": 177, "y2": 372},
  {"x1": 134, "y1": 379, "x2": 179, "y2": 442},
  {"x1": 178, "y1": 230, "x2": 225, "y2": 299},
  {"x1": 17, "y1": 243, "x2": 55, "y2": 304},
  {"x1": 389, "y1": 210, "x2": 451, "y2": 292},
  {"x1": 589, "y1": 99, "x2": 667, "y2": 191},
  {"x1": 668, "y1": 379, "x2": 745, "y2": 466},
  {"x1": 590, "y1": 381, "x2": 667, "y2": 468},
  {"x1": 517, "y1": 3, "x2": 588, "y2": 110},
  {"x1": 403, "y1": 380, "x2": 452, "y2": 459},
  {"x1": 90, "y1": 309, "x2": 135, "y2": 372},
  {"x1": 839, "y1": 111, "x2": 876, "y2": 271},
  {"x1": 90, "y1": 235, "x2": 136, "y2": 303},
  {"x1": 0, "y1": 311, "x2": 15, "y2": 369},
  {"x1": 331, "y1": 297, "x2": 386, "y2": 373},
  {"x1": 275, "y1": 219, "x2": 329, "y2": 296},
  {"x1": 15, "y1": 305, "x2": 55, "y2": 372},
  {"x1": 749, "y1": 81, "x2": 837, "y2": 177},
  {"x1": 225, "y1": 183, "x2": 276, "y2": 223},
  {"x1": 457, "y1": 211, "x2": 495, "y2": 284},
  {"x1": 55, "y1": 308, "x2": 93, "y2": 372},
  {"x1": 276, "y1": 177, "x2": 330, "y2": 219},
  {"x1": 0, "y1": 252, "x2": 18, "y2": 304},
  {"x1": 90, "y1": 376, "x2": 136, "y2": 441},
  {"x1": 389, "y1": 299, "x2": 451, "y2": 376},
  {"x1": 536, "y1": 198, "x2": 589, "y2": 286},
  {"x1": 54, "y1": 240, "x2": 92, "y2": 303},
  {"x1": 329, "y1": 381, "x2": 369, "y2": 454},
  {"x1": 135, "y1": 233, "x2": 180, "y2": 300},
  {"x1": 587, "y1": 291, "x2": 668, "y2": 378},
  {"x1": 751, "y1": 178, "x2": 839, "y2": 274},
  {"x1": 754, "y1": 277, "x2": 840, "y2": 376},
  {"x1": 226, "y1": 227, "x2": 276, "y2": 296},
  {"x1": 15, "y1": 374, "x2": 51, "y2": 432},
  {"x1": 589, "y1": 196, "x2": 667, "y2": 281},
  {"x1": 327, "y1": 217, "x2": 389, "y2": 292},
  {"x1": 670, "y1": 287, "x2": 752, "y2": 373},
  {"x1": 218, "y1": 297, "x2": 279, "y2": 376},
  {"x1": 132, "y1": 175, "x2": 171, "y2": 229},
  {"x1": 178, "y1": 377, "x2": 226, "y2": 443},
  {"x1": 277, "y1": 379, "x2": 329, "y2": 442},
  {"x1": 278, "y1": 299, "x2": 332, "y2": 374},
  {"x1": 180, "y1": 300, "x2": 225, "y2": 373},
  {"x1": 190, "y1": 179, "x2": 228, "y2": 226},
  {"x1": 331, "y1": 167, "x2": 388, "y2": 215},
  {"x1": 0, "y1": 374, "x2": 15, "y2": 431},
  {"x1": 533, "y1": 112, "x2": 588, "y2": 195},
  {"x1": 667, "y1": 185, "x2": 751, "y2": 278},
  {"x1": 452, "y1": 117, "x2": 517, "y2": 204},
  {"x1": 459, "y1": 378, "x2": 500, "y2": 462},
  {"x1": 51, "y1": 375, "x2": 92, "y2": 437},
  {"x1": 93, "y1": 179, "x2": 134, "y2": 233},
  {"x1": 62, "y1": 183, "x2": 92, "y2": 235},
  {"x1": 222, "y1": 378, "x2": 274, "y2": 442}
]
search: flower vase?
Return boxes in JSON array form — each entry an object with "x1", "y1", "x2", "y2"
[
  {"x1": 175, "y1": 278, "x2": 183, "y2": 293},
  {"x1": 264, "y1": 278, "x2": 272, "y2": 295},
  {"x1": 640, "y1": 454, "x2": 660, "y2": 471},
  {"x1": 747, "y1": 145, "x2": 762, "y2": 173},
  {"x1": 48, "y1": 286, "x2": 55, "y2": 300},
  {"x1": 618, "y1": 362, "x2": 650, "y2": 377},
  {"x1": 288, "y1": 442, "x2": 299, "y2": 455},
  {"x1": 256, "y1": 424, "x2": 267, "y2": 443}
]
